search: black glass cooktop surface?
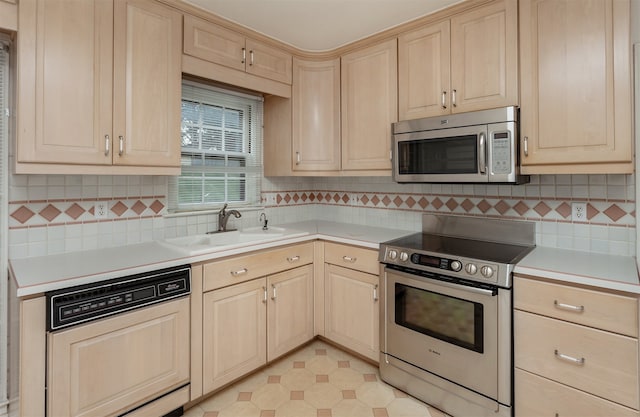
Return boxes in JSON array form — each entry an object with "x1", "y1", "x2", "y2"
[{"x1": 385, "y1": 232, "x2": 534, "y2": 265}]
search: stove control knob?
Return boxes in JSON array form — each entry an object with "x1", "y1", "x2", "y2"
[
  {"x1": 399, "y1": 252, "x2": 409, "y2": 262},
  {"x1": 450, "y1": 260, "x2": 462, "y2": 272},
  {"x1": 481, "y1": 265, "x2": 494, "y2": 278},
  {"x1": 388, "y1": 250, "x2": 398, "y2": 260},
  {"x1": 465, "y1": 263, "x2": 478, "y2": 275}
]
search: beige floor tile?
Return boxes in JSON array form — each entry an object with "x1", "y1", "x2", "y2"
[
  {"x1": 331, "y1": 399, "x2": 373, "y2": 417},
  {"x1": 356, "y1": 382, "x2": 395, "y2": 408},
  {"x1": 198, "y1": 386, "x2": 240, "y2": 412},
  {"x1": 275, "y1": 399, "x2": 317, "y2": 417},
  {"x1": 182, "y1": 405, "x2": 205, "y2": 417},
  {"x1": 216, "y1": 401, "x2": 261, "y2": 417},
  {"x1": 250, "y1": 383, "x2": 289, "y2": 410},
  {"x1": 328, "y1": 367, "x2": 367, "y2": 390},
  {"x1": 304, "y1": 383, "x2": 343, "y2": 409},
  {"x1": 280, "y1": 368, "x2": 316, "y2": 390},
  {"x1": 386, "y1": 397, "x2": 435, "y2": 417},
  {"x1": 234, "y1": 370, "x2": 268, "y2": 392},
  {"x1": 306, "y1": 355, "x2": 339, "y2": 374}
]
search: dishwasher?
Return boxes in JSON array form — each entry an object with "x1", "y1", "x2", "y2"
[{"x1": 45, "y1": 265, "x2": 191, "y2": 417}]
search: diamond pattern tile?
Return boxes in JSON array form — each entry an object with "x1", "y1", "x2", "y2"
[
  {"x1": 131, "y1": 200, "x2": 147, "y2": 215},
  {"x1": 186, "y1": 340, "x2": 445, "y2": 417},
  {"x1": 39, "y1": 204, "x2": 62, "y2": 222},
  {"x1": 10, "y1": 206, "x2": 36, "y2": 224},
  {"x1": 65, "y1": 203, "x2": 86, "y2": 220}
]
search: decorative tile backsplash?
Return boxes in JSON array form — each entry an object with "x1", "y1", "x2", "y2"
[{"x1": 7, "y1": 173, "x2": 637, "y2": 258}]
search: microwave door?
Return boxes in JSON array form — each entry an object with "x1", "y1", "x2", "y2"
[{"x1": 393, "y1": 125, "x2": 489, "y2": 183}]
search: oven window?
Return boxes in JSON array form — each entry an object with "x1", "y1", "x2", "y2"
[
  {"x1": 397, "y1": 135, "x2": 478, "y2": 175},
  {"x1": 395, "y1": 283, "x2": 484, "y2": 353}
]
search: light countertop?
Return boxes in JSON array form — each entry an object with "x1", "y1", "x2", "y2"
[
  {"x1": 9, "y1": 221, "x2": 412, "y2": 297},
  {"x1": 10, "y1": 220, "x2": 640, "y2": 297},
  {"x1": 514, "y1": 246, "x2": 640, "y2": 294}
]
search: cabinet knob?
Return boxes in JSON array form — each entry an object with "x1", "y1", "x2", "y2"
[
  {"x1": 242, "y1": 47, "x2": 246, "y2": 64},
  {"x1": 452, "y1": 89, "x2": 457, "y2": 107},
  {"x1": 287, "y1": 256, "x2": 300, "y2": 263},
  {"x1": 231, "y1": 268, "x2": 248, "y2": 276},
  {"x1": 342, "y1": 256, "x2": 357, "y2": 263},
  {"x1": 118, "y1": 136, "x2": 124, "y2": 156},
  {"x1": 441, "y1": 91, "x2": 447, "y2": 109},
  {"x1": 523, "y1": 136, "x2": 529, "y2": 157},
  {"x1": 104, "y1": 135, "x2": 110, "y2": 156}
]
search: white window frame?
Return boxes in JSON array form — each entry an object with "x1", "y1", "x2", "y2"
[{"x1": 169, "y1": 80, "x2": 263, "y2": 212}]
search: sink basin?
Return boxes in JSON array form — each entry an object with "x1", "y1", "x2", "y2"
[{"x1": 158, "y1": 226, "x2": 308, "y2": 256}]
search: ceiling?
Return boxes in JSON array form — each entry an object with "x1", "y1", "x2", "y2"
[{"x1": 184, "y1": 0, "x2": 464, "y2": 52}]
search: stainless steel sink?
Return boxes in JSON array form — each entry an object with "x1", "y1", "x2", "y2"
[{"x1": 158, "y1": 226, "x2": 307, "y2": 256}]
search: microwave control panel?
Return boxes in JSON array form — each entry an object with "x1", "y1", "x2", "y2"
[{"x1": 491, "y1": 131, "x2": 512, "y2": 174}]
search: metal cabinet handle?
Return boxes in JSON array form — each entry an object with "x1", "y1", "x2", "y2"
[
  {"x1": 118, "y1": 136, "x2": 124, "y2": 156},
  {"x1": 554, "y1": 349, "x2": 585, "y2": 365},
  {"x1": 342, "y1": 256, "x2": 357, "y2": 263},
  {"x1": 242, "y1": 47, "x2": 246, "y2": 64},
  {"x1": 250, "y1": 50, "x2": 254, "y2": 66},
  {"x1": 104, "y1": 135, "x2": 110, "y2": 156},
  {"x1": 523, "y1": 136, "x2": 529, "y2": 157},
  {"x1": 441, "y1": 91, "x2": 447, "y2": 109},
  {"x1": 452, "y1": 89, "x2": 457, "y2": 107},
  {"x1": 271, "y1": 284, "x2": 277, "y2": 300},
  {"x1": 295, "y1": 152, "x2": 301, "y2": 165},
  {"x1": 478, "y1": 132, "x2": 486, "y2": 174},
  {"x1": 287, "y1": 256, "x2": 300, "y2": 263},
  {"x1": 231, "y1": 268, "x2": 248, "y2": 276},
  {"x1": 263, "y1": 286, "x2": 267, "y2": 303},
  {"x1": 554, "y1": 300, "x2": 584, "y2": 313},
  {"x1": 373, "y1": 284, "x2": 379, "y2": 302}
]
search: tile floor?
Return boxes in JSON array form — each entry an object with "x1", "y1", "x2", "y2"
[{"x1": 184, "y1": 339, "x2": 449, "y2": 417}]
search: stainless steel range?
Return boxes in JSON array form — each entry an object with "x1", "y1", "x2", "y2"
[{"x1": 379, "y1": 214, "x2": 535, "y2": 417}]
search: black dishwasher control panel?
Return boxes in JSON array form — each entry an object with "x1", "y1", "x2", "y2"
[{"x1": 46, "y1": 265, "x2": 191, "y2": 331}]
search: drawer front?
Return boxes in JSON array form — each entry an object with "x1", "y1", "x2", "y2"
[
  {"x1": 324, "y1": 242, "x2": 379, "y2": 275},
  {"x1": 515, "y1": 310, "x2": 639, "y2": 409},
  {"x1": 514, "y1": 276, "x2": 638, "y2": 337},
  {"x1": 515, "y1": 368, "x2": 639, "y2": 417},
  {"x1": 203, "y1": 243, "x2": 314, "y2": 291}
]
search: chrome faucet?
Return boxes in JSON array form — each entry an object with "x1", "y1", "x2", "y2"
[{"x1": 217, "y1": 203, "x2": 241, "y2": 232}]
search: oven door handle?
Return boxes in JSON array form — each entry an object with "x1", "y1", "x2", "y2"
[{"x1": 387, "y1": 267, "x2": 497, "y2": 297}]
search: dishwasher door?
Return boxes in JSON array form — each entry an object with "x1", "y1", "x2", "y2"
[{"x1": 47, "y1": 296, "x2": 190, "y2": 417}]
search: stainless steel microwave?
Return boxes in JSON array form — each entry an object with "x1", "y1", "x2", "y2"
[{"x1": 392, "y1": 106, "x2": 529, "y2": 184}]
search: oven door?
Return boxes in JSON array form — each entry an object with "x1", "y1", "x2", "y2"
[
  {"x1": 392, "y1": 125, "x2": 489, "y2": 183},
  {"x1": 47, "y1": 297, "x2": 190, "y2": 417},
  {"x1": 383, "y1": 267, "x2": 499, "y2": 400}
]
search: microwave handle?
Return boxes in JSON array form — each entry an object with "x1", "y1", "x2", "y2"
[{"x1": 478, "y1": 132, "x2": 487, "y2": 174}]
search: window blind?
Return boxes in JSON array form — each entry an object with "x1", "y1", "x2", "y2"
[{"x1": 169, "y1": 81, "x2": 263, "y2": 211}]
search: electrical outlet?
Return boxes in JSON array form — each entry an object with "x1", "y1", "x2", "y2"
[
  {"x1": 571, "y1": 202, "x2": 587, "y2": 222},
  {"x1": 94, "y1": 201, "x2": 109, "y2": 219}
]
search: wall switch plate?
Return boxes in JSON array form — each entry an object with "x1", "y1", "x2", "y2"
[
  {"x1": 571, "y1": 202, "x2": 587, "y2": 222},
  {"x1": 94, "y1": 202, "x2": 109, "y2": 219}
]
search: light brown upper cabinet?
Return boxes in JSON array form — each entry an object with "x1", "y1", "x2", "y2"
[
  {"x1": 398, "y1": 0, "x2": 518, "y2": 120},
  {"x1": 292, "y1": 57, "x2": 341, "y2": 172},
  {"x1": 519, "y1": 0, "x2": 633, "y2": 174},
  {"x1": 184, "y1": 14, "x2": 292, "y2": 85},
  {"x1": 16, "y1": 0, "x2": 182, "y2": 175},
  {"x1": 341, "y1": 39, "x2": 398, "y2": 172}
]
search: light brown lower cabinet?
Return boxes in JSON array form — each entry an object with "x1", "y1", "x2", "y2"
[
  {"x1": 324, "y1": 263, "x2": 379, "y2": 362},
  {"x1": 514, "y1": 275, "x2": 640, "y2": 416},
  {"x1": 202, "y1": 263, "x2": 314, "y2": 394}
]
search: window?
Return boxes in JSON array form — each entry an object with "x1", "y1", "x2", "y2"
[{"x1": 169, "y1": 81, "x2": 263, "y2": 211}]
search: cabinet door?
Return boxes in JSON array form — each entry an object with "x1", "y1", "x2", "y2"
[
  {"x1": 519, "y1": 0, "x2": 632, "y2": 174},
  {"x1": 112, "y1": 0, "x2": 181, "y2": 168},
  {"x1": 246, "y1": 38, "x2": 292, "y2": 84},
  {"x1": 450, "y1": 0, "x2": 518, "y2": 113},
  {"x1": 183, "y1": 14, "x2": 246, "y2": 71},
  {"x1": 324, "y1": 264, "x2": 379, "y2": 361},
  {"x1": 47, "y1": 298, "x2": 190, "y2": 417},
  {"x1": 398, "y1": 20, "x2": 451, "y2": 120},
  {"x1": 267, "y1": 265, "x2": 314, "y2": 360},
  {"x1": 341, "y1": 39, "x2": 397, "y2": 171},
  {"x1": 203, "y1": 278, "x2": 267, "y2": 394},
  {"x1": 17, "y1": 0, "x2": 113, "y2": 165},
  {"x1": 292, "y1": 57, "x2": 341, "y2": 171}
]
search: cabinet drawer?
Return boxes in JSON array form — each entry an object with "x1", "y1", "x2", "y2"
[
  {"x1": 514, "y1": 276, "x2": 638, "y2": 337},
  {"x1": 324, "y1": 242, "x2": 379, "y2": 275},
  {"x1": 515, "y1": 368, "x2": 639, "y2": 417},
  {"x1": 514, "y1": 310, "x2": 639, "y2": 409},
  {"x1": 203, "y1": 243, "x2": 313, "y2": 291}
]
